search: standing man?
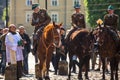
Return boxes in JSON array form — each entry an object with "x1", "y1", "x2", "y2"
[
  {"x1": 31, "y1": 3, "x2": 51, "y2": 56},
  {"x1": 5, "y1": 24, "x2": 24, "y2": 80},
  {"x1": 19, "y1": 26, "x2": 31, "y2": 74},
  {"x1": 54, "y1": 27, "x2": 66, "y2": 75},
  {"x1": 66, "y1": 4, "x2": 86, "y2": 42}
]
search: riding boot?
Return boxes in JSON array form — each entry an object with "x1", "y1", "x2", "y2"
[
  {"x1": 32, "y1": 30, "x2": 42, "y2": 55},
  {"x1": 33, "y1": 33, "x2": 38, "y2": 55}
]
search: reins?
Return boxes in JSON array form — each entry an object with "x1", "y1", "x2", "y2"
[{"x1": 41, "y1": 26, "x2": 60, "y2": 56}]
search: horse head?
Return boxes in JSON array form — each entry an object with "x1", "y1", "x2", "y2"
[{"x1": 52, "y1": 21, "x2": 62, "y2": 47}]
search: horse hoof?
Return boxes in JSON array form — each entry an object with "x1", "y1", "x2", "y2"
[
  {"x1": 110, "y1": 78, "x2": 114, "y2": 80},
  {"x1": 44, "y1": 76, "x2": 50, "y2": 80},
  {"x1": 38, "y1": 77, "x2": 43, "y2": 80},
  {"x1": 85, "y1": 76, "x2": 89, "y2": 80},
  {"x1": 85, "y1": 78, "x2": 89, "y2": 80},
  {"x1": 79, "y1": 78, "x2": 83, "y2": 80}
]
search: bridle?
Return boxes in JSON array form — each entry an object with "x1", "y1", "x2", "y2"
[{"x1": 41, "y1": 26, "x2": 61, "y2": 54}]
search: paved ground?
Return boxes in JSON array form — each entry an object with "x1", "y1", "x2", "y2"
[{"x1": 0, "y1": 53, "x2": 120, "y2": 80}]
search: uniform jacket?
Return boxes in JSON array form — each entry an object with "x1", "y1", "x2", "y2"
[
  {"x1": 71, "y1": 12, "x2": 86, "y2": 28},
  {"x1": 104, "y1": 13, "x2": 119, "y2": 30},
  {"x1": 31, "y1": 9, "x2": 51, "y2": 28},
  {"x1": 5, "y1": 32, "x2": 23, "y2": 62}
]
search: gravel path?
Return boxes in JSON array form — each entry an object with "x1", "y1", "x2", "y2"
[{"x1": 0, "y1": 53, "x2": 119, "y2": 80}]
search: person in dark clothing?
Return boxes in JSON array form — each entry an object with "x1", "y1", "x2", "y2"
[
  {"x1": 104, "y1": 5, "x2": 119, "y2": 46},
  {"x1": 31, "y1": 3, "x2": 51, "y2": 55},
  {"x1": 94, "y1": 5, "x2": 119, "y2": 53},
  {"x1": 65, "y1": 4, "x2": 86, "y2": 43},
  {"x1": 19, "y1": 26, "x2": 31, "y2": 74},
  {"x1": 0, "y1": 28, "x2": 3, "y2": 71},
  {"x1": 0, "y1": 28, "x2": 9, "y2": 75},
  {"x1": 104, "y1": 5, "x2": 119, "y2": 30},
  {"x1": 71, "y1": 55, "x2": 79, "y2": 73},
  {"x1": 54, "y1": 27, "x2": 66, "y2": 75}
]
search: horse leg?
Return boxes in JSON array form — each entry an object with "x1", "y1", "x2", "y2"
[
  {"x1": 39, "y1": 55, "x2": 47, "y2": 80},
  {"x1": 101, "y1": 58, "x2": 106, "y2": 80},
  {"x1": 38, "y1": 63, "x2": 43, "y2": 80},
  {"x1": 115, "y1": 58, "x2": 119, "y2": 80},
  {"x1": 42, "y1": 56, "x2": 48, "y2": 79},
  {"x1": 78, "y1": 58, "x2": 83, "y2": 80},
  {"x1": 91, "y1": 52, "x2": 97, "y2": 70},
  {"x1": 84, "y1": 56, "x2": 90, "y2": 79},
  {"x1": 68, "y1": 55, "x2": 72, "y2": 80},
  {"x1": 110, "y1": 59, "x2": 114, "y2": 80},
  {"x1": 44, "y1": 51, "x2": 53, "y2": 80}
]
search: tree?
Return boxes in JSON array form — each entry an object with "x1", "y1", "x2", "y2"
[{"x1": 84, "y1": 0, "x2": 120, "y2": 30}]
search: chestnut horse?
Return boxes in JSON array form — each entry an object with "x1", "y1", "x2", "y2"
[
  {"x1": 65, "y1": 28, "x2": 95, "y2": 80},
  {"x1": 37, "y1": 22, "x2": 61, "y2": 80},
  {"x1": 93, "y1": 24, "x2": 120, "y2": 80}
]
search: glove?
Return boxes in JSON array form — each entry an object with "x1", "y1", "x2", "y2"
[{"x1": 17, "y1": 40, "x2": 23, "y2": 46}]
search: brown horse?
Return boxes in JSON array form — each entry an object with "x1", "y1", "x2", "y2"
[
  {"x1": 37, "y1": 22, "x2": 62, "y2": 80},
  {"x1": 93, "y1": 24, "x2": 120, "y2": 80},
  {"x1": 65, "y1": 28, "x2": 95, "y2": 80}
]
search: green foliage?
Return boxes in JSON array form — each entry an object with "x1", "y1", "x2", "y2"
[
  {"x1": 2, "y1": 8, "x2": 6, "y2": 21},
  {"x1": 84, "y1": 0, "x2": 120, "y2": 29},
  {"x1": 2, "y1": 7, "x2": 9, "y2": 21}
]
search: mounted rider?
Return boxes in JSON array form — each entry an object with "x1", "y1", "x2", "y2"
[
  {"x1": 104, "y1": 5, "x2": 120, "y2": 53},
  {"x1": 66, "y1": 4, "x2": 86, "y2": 42},
  {"x1": 104, "y1": 5, "x2": 119, "y2": 31},
  {"x1": 94, "y1": 5, "x2": 120, "y2": 53},
  {"x1": 31, "y1": 3, "x2": 51, "y2": 55}
]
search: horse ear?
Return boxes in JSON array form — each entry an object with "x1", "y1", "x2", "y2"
[
  {"x1": 59, "y1": 22, "x2": 63, "y2": 28},
  {"x1": 60, "y1": 23, "x2": 63, "y2": 26}
]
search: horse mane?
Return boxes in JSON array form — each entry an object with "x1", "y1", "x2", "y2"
[{"x1": 43, "y1": 23, "x2": 54, "y2": 39}]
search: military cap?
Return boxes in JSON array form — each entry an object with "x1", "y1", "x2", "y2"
[
  {"x1": 74, "y1": 4, "x2": 81, "y2": 9},
  {"x1": 107, "y1": 5, "x2": 114, "y2": 10},
  {"x1": 32, "y1": 3, "x2": 39, "y2": 10}
]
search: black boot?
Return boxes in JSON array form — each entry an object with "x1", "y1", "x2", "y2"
[{"x1": 32, "y1": 35, "x2": 37, "y2": 55}]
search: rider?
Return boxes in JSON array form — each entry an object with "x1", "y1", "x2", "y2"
[
  {"x1": 104, "y1": 5, "x2": 120, "y2": 53},
  {"x1": 66, "y1": 4, "x2": 86, "y2": 42},
  {"x1": 104, "y1": 5, "x2": 119, "y2": 31},
  {"x1": 31, "y1": 3, "x2": 51, "y2": 55},
  {"x1": 94, "y1": 5, "x2": 119, "y2": 53}
]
